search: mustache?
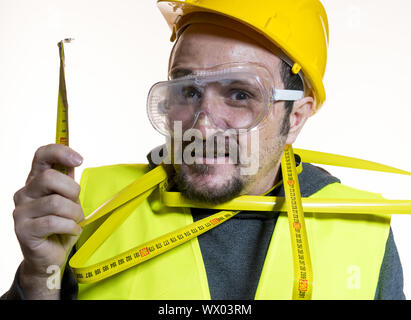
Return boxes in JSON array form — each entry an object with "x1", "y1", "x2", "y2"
[{"x1": 181, "y1": 134, "x2": 240, "y2": 160}]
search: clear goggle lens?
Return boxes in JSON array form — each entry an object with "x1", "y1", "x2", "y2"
[{"x1": 147, "y1": 64, "x2": 304, "y2": 136}]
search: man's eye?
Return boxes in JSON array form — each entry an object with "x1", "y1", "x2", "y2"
[
  {"x1": 182, "y1": 86, "x2": 201, "y2": 99},
  {"x1": 230, "y1": 90, "x2": 251, "y2": 101}
]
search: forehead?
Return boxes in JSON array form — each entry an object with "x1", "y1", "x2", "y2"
[{"x1": 169, "y1": 24, "x2": 282, "y2": 80}]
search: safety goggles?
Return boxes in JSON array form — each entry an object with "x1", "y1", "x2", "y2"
[{"x1": 147, "y1": 63, "x2": 304, "y2": 136}]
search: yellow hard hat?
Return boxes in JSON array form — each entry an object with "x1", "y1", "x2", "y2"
[{"x1": 157, "y1": 0, "x2": 329, "y2": 111}]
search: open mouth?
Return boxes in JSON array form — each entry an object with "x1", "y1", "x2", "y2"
[
  {"x1": 192, "y1": 150, "x2": 233, "y2": 165},
  {"x1": 182, "y1": 136, "x2": 239, "y2": 164},
  {"x1": 192, "y1": 149, "x2": 230, "y2": 158}
]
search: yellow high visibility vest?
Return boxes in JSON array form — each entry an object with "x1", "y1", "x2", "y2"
[{"x1": 76, "y1": 163, "x2": 391, "y2": 300}]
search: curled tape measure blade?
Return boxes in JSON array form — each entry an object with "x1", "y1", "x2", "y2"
[
  {"x1": 71, "y1": 209, "x2": 239, "y2": 284},
  {"x1": 69, "y1": 148, "x2": 411, "y2": 290},
  {"x1": 78, "y1": 165, "x2": 168, "y2": 228},
  {"x1": 281, "y1": 145, "x2": 313, "y2": 300},
  {"x1": 162, "y1": 192, "x2": 411, "y2": 215},
  {"x1": 294, "y1": 148, "x2": 411, "y2": 176}
]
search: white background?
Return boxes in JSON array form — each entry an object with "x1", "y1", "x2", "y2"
[{"x1": 1, "y1": 0, "x2": 411, "y2": 298}]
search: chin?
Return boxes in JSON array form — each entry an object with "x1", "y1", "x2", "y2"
[{"x1": 174, "y1": 160, "x2": 245, "y2": 204}]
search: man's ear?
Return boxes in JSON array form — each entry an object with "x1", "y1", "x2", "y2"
[{"x1": 285, "y1": 96, "x2": 315, "y2": 145}]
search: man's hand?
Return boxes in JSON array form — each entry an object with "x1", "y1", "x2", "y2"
[{"x1": 13, "y1": 144, "x2": 84, "y2": 299}]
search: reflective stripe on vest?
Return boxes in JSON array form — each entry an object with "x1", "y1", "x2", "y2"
[{"x1": 76, "y1": 164, "x2": 391, "y2": 300}]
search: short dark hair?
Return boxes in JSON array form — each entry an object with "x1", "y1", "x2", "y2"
[{"x1": 279, "y1": 60, "x2": 304, "y2": 135}]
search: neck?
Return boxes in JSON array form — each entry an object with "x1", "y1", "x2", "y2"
[{"x1": 241, "y1": 160, "x2": 282, "y2": 196}]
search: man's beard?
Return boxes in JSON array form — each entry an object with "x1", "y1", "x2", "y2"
[
  {"x1": 174, "y1": 163, "x2": 245, "y2": 204},
  {"x1": 171, "y1": 131, "x2": 253, "y2": 204}
]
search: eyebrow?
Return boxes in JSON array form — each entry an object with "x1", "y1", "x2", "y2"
[
  {"x1": 225, "y1": 79, "x2": 254, "y2": 86},
  {"x1": 169, "y1": 68, "x2": 193, "y2": 79},
  {"x1": 169, "y1": 70, "x2": 255, "y2": 86}
]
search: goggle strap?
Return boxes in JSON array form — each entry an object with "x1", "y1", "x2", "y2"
[{"x1": 273, "y1": 89, "x2": 305, "y2": 102}]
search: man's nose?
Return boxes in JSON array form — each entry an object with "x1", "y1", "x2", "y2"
[{"x1": 191, "y1": 91, "x2": 222, "y2": 139}]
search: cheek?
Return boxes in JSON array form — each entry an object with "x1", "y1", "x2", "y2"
[
  {"x1": 261, "y1": 104, "x2": 286, "y2": 141},
  {"x1": 257, "y1": 105, "x2": 287, "y2": 159}
]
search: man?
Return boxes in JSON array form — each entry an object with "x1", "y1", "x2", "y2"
[{"x1": 1, "y1": 0, "x2": 405, "y2": 299}]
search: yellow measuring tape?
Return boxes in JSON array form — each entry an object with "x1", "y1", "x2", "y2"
[
  {"x1": 55, "y1": 40, "x2": 411, "y2": 299},
  {"x1": 53, "y1": 39, "x2": 72, "y2": 175},
  {"x1": 281, "y1": 145, "x2": 313, "y2": 299}
]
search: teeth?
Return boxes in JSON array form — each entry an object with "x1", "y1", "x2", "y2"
[{"x1": 186, "y1": 142, "x2": 233, "y2": 159}]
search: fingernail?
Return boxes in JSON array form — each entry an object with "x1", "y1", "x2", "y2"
[{"x1": 71, "y1": 153, "x2": 83, "y2": 165}]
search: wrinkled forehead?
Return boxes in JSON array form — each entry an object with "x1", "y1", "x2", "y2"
[
  {"x1": 168, "y1": 62, "x2": 274, "y2": 92},
  {"x1": 169, "y1": 23, "x2": 283, "y2": 85}
]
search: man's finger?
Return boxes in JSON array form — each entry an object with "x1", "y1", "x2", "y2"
[
  {"x1": 13, "y1": 194, "x2": 84, "y2": 223},
  {"x1": 28, "y1": 215, "x2": 82, "y2": 239},
  {"x1": 27, "y1": 144, "x2": 83, "y2": 184},
  {"x1": 25, "y1": 169, "x2": 81, "y2": 201}
]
